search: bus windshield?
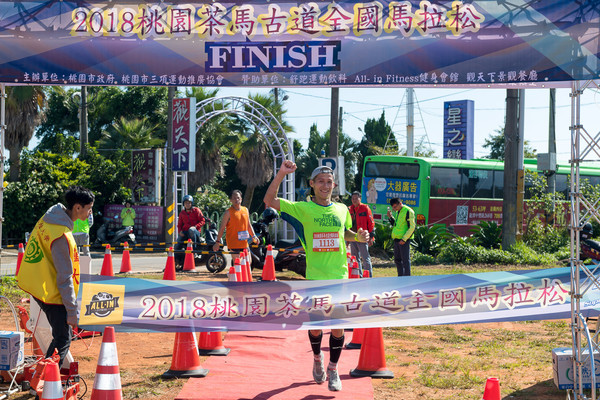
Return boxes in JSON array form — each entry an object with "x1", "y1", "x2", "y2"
[{"x1": 364, "y1": 161, "x2": 420, "y2": 179}]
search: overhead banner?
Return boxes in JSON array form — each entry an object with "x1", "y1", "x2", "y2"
[
  {"x1": 78, "y1": 267, "x2": 600, "y2": 332},
  {"x1": 0, "y1": 1, "x2": 598, "y2": 87}
]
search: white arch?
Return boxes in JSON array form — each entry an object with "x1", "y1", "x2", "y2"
[{"x1": 194, "y1": 96, "x2": 295, "y2": 238}]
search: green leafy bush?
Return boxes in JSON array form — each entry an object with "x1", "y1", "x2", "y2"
[
  {"x1": 371, "y1": 223, "x2": 394, "y2": 257},
  {"x1": 523, "y1": 217, "x2": 568, "y2": 254},
  {"x1": 508, "y1": 241, "x2": 559, "y2": 266},
  {"x1": 412, "y1": 250, "x2": 437, "y2": 265},
  {"x1": 437, "y1": 237, "x2": 480, "y2": 264},
  {"x1": 469, "y1": 221, "x2": 502, "y2": 249},
  {"x1": 412, "y1": 225, "x2": 449, "y2": 256}
]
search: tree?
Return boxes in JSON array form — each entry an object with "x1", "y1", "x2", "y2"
[
  {"x1": 231, "y1": 92, "x2": 293, "y2": 208},
  {"x1": 184, "y1": 87, "x2": 238, "y2": 191},
  {"x1": 483, "y1": 128, "x2": 537, "y2": 160},
  {"x1": 98, "y1": 117, "x2": 163, "y2": 155},
  {"x1": 37, "y1": 86, "x2": 168, "y2": 156},
  {"x1": 295, "y1": 123, "x2": 359, "y2": 195},
  {"x1": 5, "y1": 86, "x2": 46, "y2": 180}
]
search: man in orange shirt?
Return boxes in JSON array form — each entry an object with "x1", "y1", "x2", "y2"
[{"x1": 213, "y1": 190, "x2": 259, "y2": 264}]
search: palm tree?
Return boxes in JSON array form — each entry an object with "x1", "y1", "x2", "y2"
[
  {"x1": 231, "y1": 93, "x2": 293, "y2": 207},
  {"x1": 98, "y1": 116, "x2": 163, "y2": 155},
  {"x1": 185, "y1": 87, "x2": 237, "y2": 191},
  {"x1": 5, "y1": 86, "x2": 46, "y2": 181}
]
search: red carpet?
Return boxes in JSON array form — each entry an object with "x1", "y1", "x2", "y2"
[{"x1": 176, "y1": 330, "x2": 374, "y2": 400}]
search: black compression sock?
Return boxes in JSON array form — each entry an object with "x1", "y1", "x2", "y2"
[{"x1": 308, "y1": 331, "x2": 323, "y2": 356}]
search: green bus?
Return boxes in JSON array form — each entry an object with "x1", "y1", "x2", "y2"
[{"x1": 361, "y1": 155, "x2": 600, "y2": 236}]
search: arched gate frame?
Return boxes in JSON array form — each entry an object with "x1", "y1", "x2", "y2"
[{"x1": 174, "y1": 96, "x2": 295, "y2": 240}]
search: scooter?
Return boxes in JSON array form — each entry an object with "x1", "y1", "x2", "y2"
[
  {"x1": 95, "y1": 214, "x2": 136, "y2": 246},
  {"x1": 249, "y1": 208, "x2": 279, "y2": 267},
  {"x1": 273, "y1": 238, "x2": 306, "y2": 277},
  {"x1": 174, "y1": 214, "x2": 227, "y2": 273}
]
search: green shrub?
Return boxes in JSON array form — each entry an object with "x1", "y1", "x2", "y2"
[
  {"x1": 412, "y1": 251, "x2": 437, "y2": 265},
  {"x1": 437, "y1": 237, "x2": 480, "y2": 264},
  {"x1": 412, "y1": 225, "x2": 450, "y2": 256},
  {"x1": 523, "y1": 217, "x2": 568, "y2": 254},
  {"x1": 478, "y1": 247, "x2": 516, "y2": 265},
  {"x1": 372, "y1": 223, "x2": 394, "y2": 257},
  {"x1": 469, "y1": 221, "x2": 502, "y2": 249},
  {"x1": 508, "y1": 241, "x2": 559, "y2": 266}
]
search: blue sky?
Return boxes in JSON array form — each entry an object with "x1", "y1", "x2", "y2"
[{"x1": 216, "y1": 86, "x2": 600, "y2": 163}]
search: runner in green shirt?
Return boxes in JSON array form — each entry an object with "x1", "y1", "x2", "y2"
[{"x1": 264, "y1": 160, "x2": 369, "y2": 392}]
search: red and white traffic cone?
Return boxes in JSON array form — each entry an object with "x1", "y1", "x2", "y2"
[
  {"x1": 39, "y1": 362, "x2": 62, "y2": 400},
  {"x1": 183, "y1": 239, "x2": 196, "y2": 272},
  {"x1": 234, "y1": 258, "x2": 242, "y2": 282},
  {"x1": 228, "y1": 266, "x2": 237, "y2": 282},
  {"x1": 90, "y1": 326, "x2": 123, "y2": 400},
  {"x1": 163, "y1": 247, "x2": 176, "y2": 281},
  {"x1": 240, "y1": 254, "x2": 249, "y2": 282},
  {"x1": 100, "y1": 245, "x2": 114, "y2": 276},
  {"x1": 119, "y1": 241, "x2": 132, "y2": 273},
  {"x1": 16, "y1": 243, "x2": 24, "y2": 274},
  {"x1": 261, "y1": 245, "x2": 276, "y2": 281}
]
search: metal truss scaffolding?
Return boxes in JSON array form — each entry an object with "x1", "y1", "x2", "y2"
[{"x1": 569, "y1": 80, "x2": 600, "y2": 400}]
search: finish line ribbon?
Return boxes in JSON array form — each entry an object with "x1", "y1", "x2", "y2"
[{"x1": 77, "y1": 267, "x2": 600, "y2": 332}]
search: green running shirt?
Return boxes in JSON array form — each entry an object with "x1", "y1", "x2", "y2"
[{"x1": 280, "y1": 199, "x2": 351, "y2": 280}]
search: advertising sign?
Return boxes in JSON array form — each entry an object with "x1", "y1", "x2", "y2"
[
  {"x1": 172, "y1": 98, "x2": 196, "y2": 172},
  {"x1": 363, "y1": 177, "x2": 420, "y2": 208},
  {"x1": 0, "y1": 2, "x2": 597, "y2": 87},
  {"x1": 443, "y1": 100, "x2": 474, "y2": 160},
  {"x1": 103, "y1": 205, "x2": 164, "y2": 242},
  {"x1": 131, "y1": 149, "x2": 161, "y2": 203}
]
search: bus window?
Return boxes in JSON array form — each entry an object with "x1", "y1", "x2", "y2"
[
  {"x1": 493, "y1": 170, "x2": 504, "y2": 198},
  {"x1": 555, "y1": 174, "x2": 568, "y2": 198},
  {"x1": 364, "y1": 161, "x2": 420, "y2": 179},
  {"x1": 462, "y1": 168, "x2": 493, "y2": 199},
  {"x1": 431, "y1": 167, "x2": 461, "y2": 197}
]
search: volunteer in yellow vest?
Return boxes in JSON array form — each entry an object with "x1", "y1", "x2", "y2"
[
  {"x1": 387, "y1": 197, "x2": 416, "y2": 277},
  {"x1": 17, "y1": 186, "x2": 94, "y2": 368},
  {"x1": 213, "y1": 190, "x2": 259, "y2": 265}
]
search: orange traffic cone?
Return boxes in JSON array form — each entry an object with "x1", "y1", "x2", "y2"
[
  {"x1": 363, "y1": 270, "x2": 370, "y2": 278},
  {"x1": 228, "y1": 266, "x2": 237, "y2": 282},
  {"x1": 350, "y1": 261, "x2": 361, "y2": 279},
  {"x1": 346, "y1": 328, "x2": 366, "y2": 350},
  {"x1": 183, "y1": 239, "x2": 196, "y2": 272},
  {"x1": 483, "y1": 377, "x2": 501, "y2": 400},
  {"x1": 162, "y1": 332, "x2": 209, "y2": 378},
  {"x1": 261, "y1": 245, "x2": 276, "y2": 281},
  {"x1": 16, "y1": 243, "x2": 24, "y2": 274},
  {"x1": 119, "y1": 242, "x2": 132, "y2": 274},
  {"x1": 100, "y1": 245, "x2": 114, "y2": 276},
  {"x1": 348, "y1": 256, "x2": 357, "y2": 279},
  {"x1": 198, "y1": 331, "x2": 230, "y2": 356},
  {"x1": 90, "y1": 326, "x2": 122, "y2": 400},
  {"x1": 240, "y1": 254, "x2": 249, "y2": 282},
  {"x1": 234, "y1": 258, "x2": 242, "y2": 282},
  {"x1": 163, "y1": 248, "x2": 176, "y2": 281},
  {"x1": 244, "y1": 249, "x2": 253, "y2": 282},
  {"x1": 39, "y1": 362, "x2": 62, "y2": 400},
  {"x1": 349, "y1": 327, "x2": 394, "y2": 378}
]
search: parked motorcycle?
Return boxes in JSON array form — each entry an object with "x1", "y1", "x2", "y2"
[
  {"x1": 174, "y1": 213, "x2": 227, "y2": 273},
  {"x1": 273, "y1": 238, "x2": 306, "y2": 277},
  {"x1": 247, "y1": 207, "x2": 307, "y2": 277},
  {"x1": 581, "y1": 222, "x2": 600, "y2": 261},
  {"x1": 95, "y1": 214, "x2": 136, "y2": 246},
  {"x1": 249, "y1": 208, "x2": 279, "y2": 267}
]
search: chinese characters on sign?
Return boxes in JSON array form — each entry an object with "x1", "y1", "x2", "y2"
[
  {"x1": 131, "y1": 149, "x2": 161, "y2": 203},
  {"x1": 443, "y1": 100, "x2": 474, "y2": 160},
  {"x1": 364, "y1": 177, "x2": 420, "y2": 207},
  {"x1": 104, "y1": 204, "x2": 164, "y2": 242},
  {"x1": 172, "y1": 98, "x2": 196, "y2": 171}
]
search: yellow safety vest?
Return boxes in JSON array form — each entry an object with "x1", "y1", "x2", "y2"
[{"x1": 17, "y1": 218, "x2": 80, "y2": 304}]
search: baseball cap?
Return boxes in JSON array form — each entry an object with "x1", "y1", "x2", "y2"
[
  {"x1": 310, "y1": 166, "x2": 334, "y2": 180},
  {"x1": 351, "y1": 191, "x2": 361, "y2": 196}
]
